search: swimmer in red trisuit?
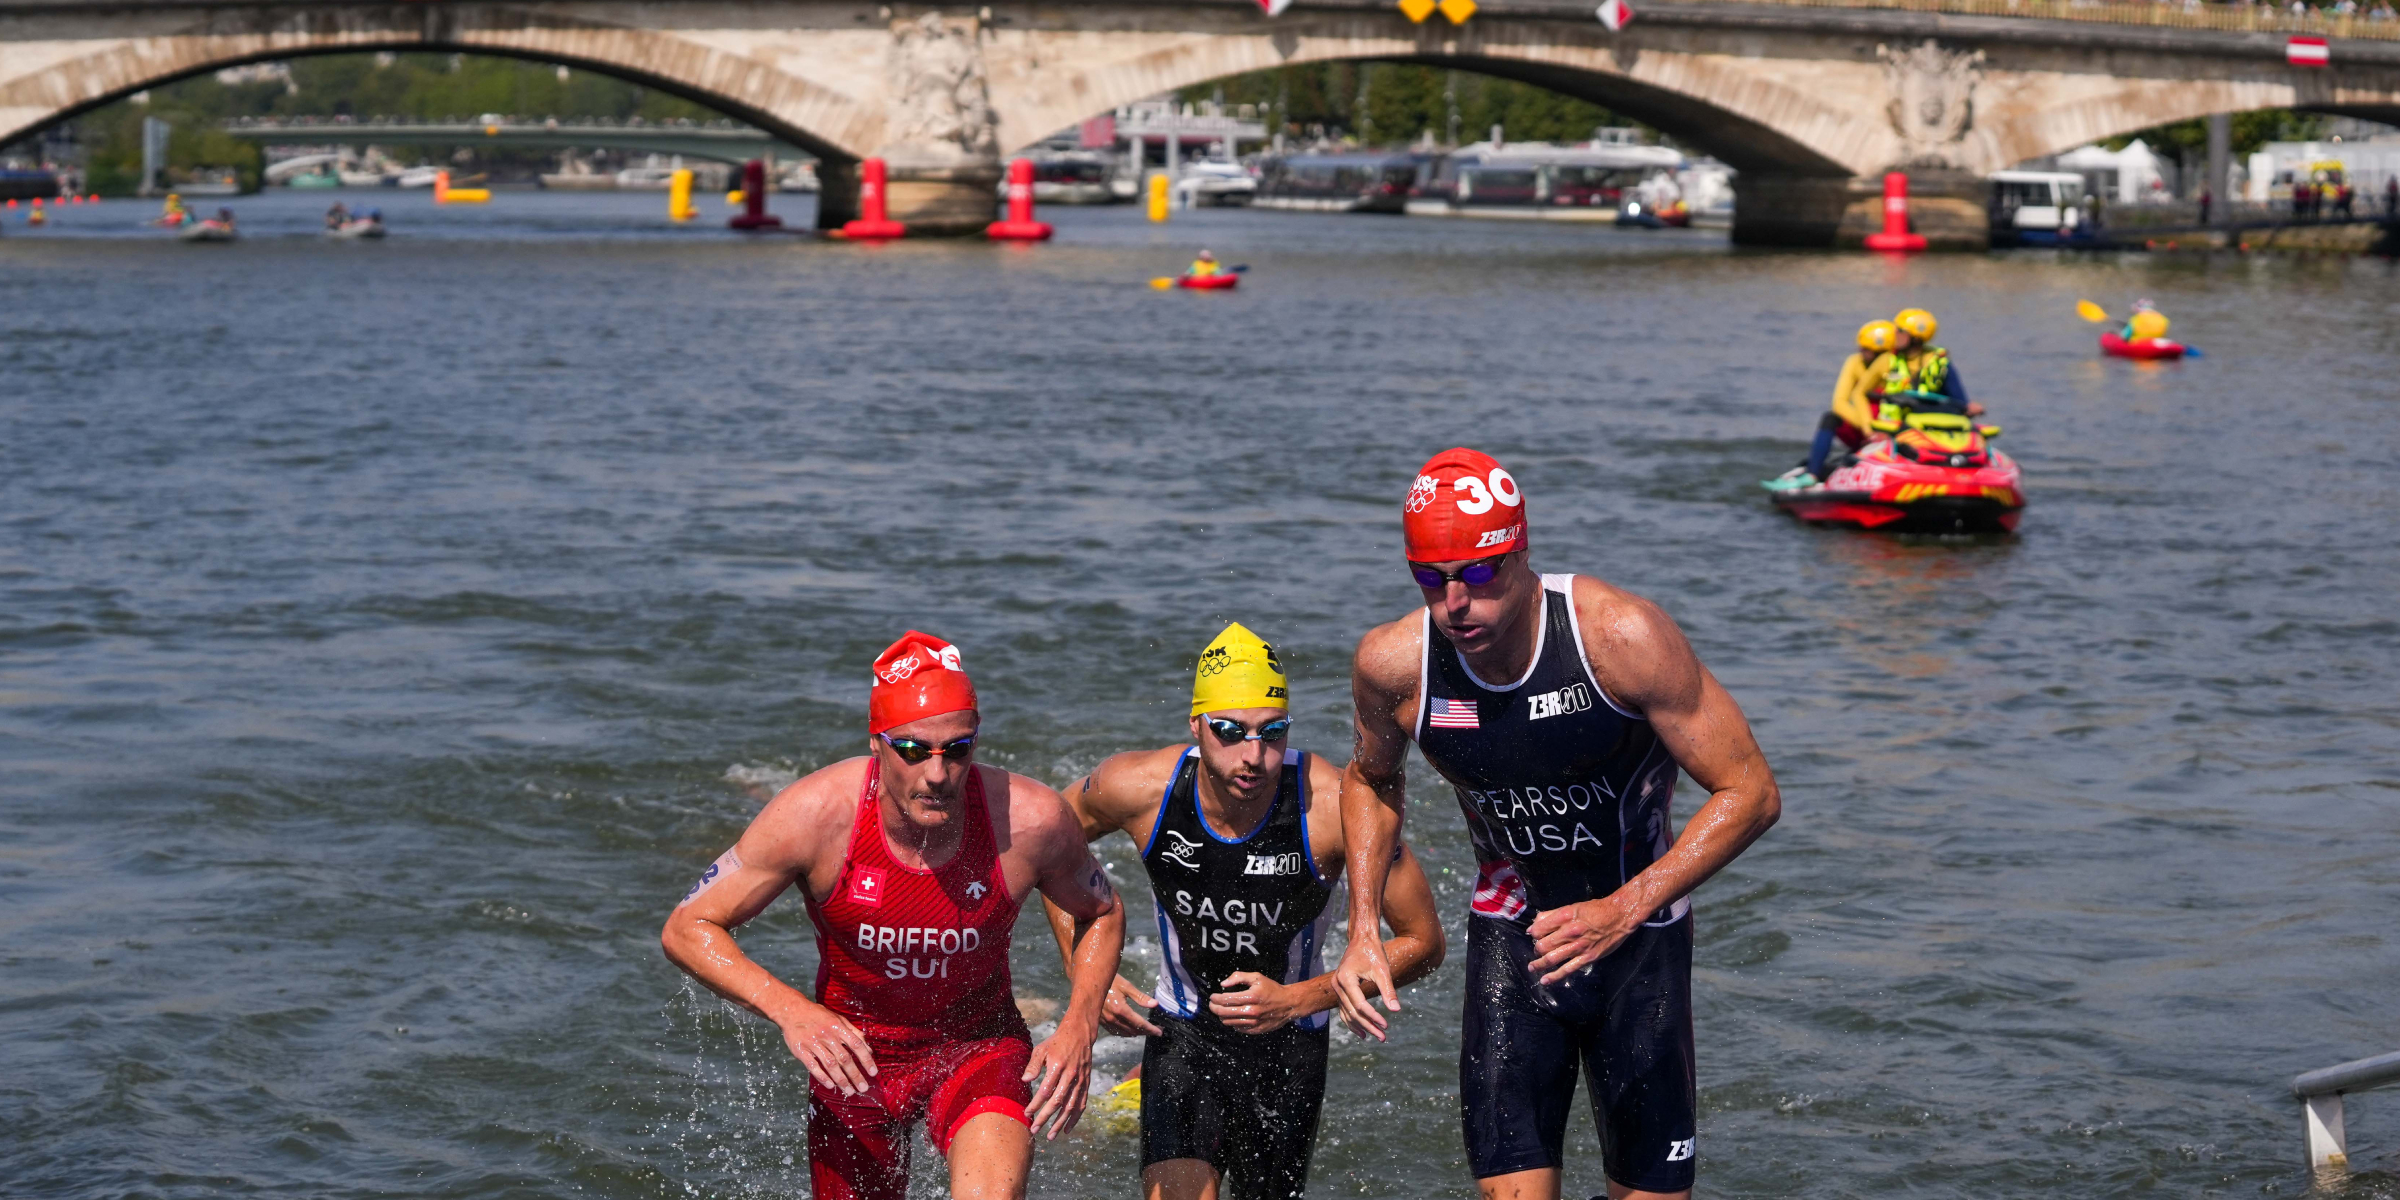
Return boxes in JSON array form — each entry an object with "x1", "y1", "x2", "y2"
[
  {"x1": 1329, "y1": 449, "x2": 1782, "y2": 1200},
  {"x1": 662, "y1": 631, "x2": 1127, "y2": 1200},
  {"x1": 1041, "y1": 623, "x2": 1446, "y2": 1200}
]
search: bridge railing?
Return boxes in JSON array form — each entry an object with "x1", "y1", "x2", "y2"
[
  {"x1": 2293, "y1": 1050, "x2": 2400, "y2": 1172},
  {"x1": 1686, "y1": 0, "x2": 2400, "y2": 42}
]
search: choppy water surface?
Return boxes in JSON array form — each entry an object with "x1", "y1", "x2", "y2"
[{"x1": 4, "y1": 188, "x2": 2397, "y2": 1200}]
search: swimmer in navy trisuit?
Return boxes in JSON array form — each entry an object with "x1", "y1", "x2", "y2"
[
  {"x1": 1329, "y1": 448, "x2": 1781, "y2": 1200},
  {"x1": 662, "y1": 632, "x2": 1127, "y2": 1200},
  {"x1": 1041, "y1": 624, "x2": 1446, "y2": 1200}
]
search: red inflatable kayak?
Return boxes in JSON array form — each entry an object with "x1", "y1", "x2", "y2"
[
  {"x1": 1177, "y1": 273, "x2": 1239, "y2": 290},
  {"x1": 2100, "y1": 330, "x2": 2185, "y2": 360}
]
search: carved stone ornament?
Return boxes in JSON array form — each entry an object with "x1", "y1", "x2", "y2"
[
  {"x1": 882, "y1": 12, "x2": 999, "y2": 165},
  {"x1": 1879, "y1": 39, "x2": 1983, "y2": 169}
]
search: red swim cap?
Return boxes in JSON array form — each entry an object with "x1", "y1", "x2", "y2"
[
  {"x1": 1402, "y1": 447, "x2": 1528, "y2": 562},
  {"x1": 868, "y1": 631, "x2": 978, "y2": 734}
]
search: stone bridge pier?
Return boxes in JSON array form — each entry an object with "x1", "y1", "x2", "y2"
[{"x1": 10, "y1": 0, "x2": 2400, "y2": 242}]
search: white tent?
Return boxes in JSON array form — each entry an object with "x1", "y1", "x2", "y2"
[{"x1": 2053, "y1": 138, "x2": 2174, "y2": 205}]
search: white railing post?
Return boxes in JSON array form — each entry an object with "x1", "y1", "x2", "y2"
[{"x1": 2303, "y1": 1092, "x2": 2346, "y2": 1173}]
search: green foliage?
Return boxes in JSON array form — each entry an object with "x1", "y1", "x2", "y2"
[
  {"x1": 52, "y1": 53, "x2": 727, "y2": 195},
  {"x1": 1183, "y1": 64, "x2": 1640, "y2": 148},
  {"x1": 2103, "y1": 109, "x2": 2329, "y2": 165}
]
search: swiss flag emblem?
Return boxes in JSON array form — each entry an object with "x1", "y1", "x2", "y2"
[{"x1": 849, "y1": 866, "x2": 887, "y2": 906}]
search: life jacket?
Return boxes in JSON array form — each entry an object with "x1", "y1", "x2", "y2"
[{"x1": 1873, "y1": 347, "x2": 1950, "y2": 431}]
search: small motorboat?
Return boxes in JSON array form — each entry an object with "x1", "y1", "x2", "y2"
[
  {"x1": 1764, "y1": 392, "x2": 2024, "y2": 534},
  {"x1": 179, "y1": 219, "x2": 237, "y2": 243},
  {"x1": 2099, "y1": 330, "x2": 2186, "y2": 360},
  {"x1": 327, "y1": 211, "x2": 386, "y2": 239},
  {"x1": 1177, "y1": 272, "x2": 1239, "y2": 290}
]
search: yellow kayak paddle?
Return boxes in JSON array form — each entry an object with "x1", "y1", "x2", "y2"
[{"x1": 2075, "y1": 299, "x2": 2109, "y2": 323}]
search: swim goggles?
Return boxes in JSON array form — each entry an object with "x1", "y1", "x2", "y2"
[
  {"x1": 1409, "y1": 556, "x2": 1505, "y2": 590},
  {"x1": 879, "y1": 733, "x2": 977, "y2": 764},
  {"x1": 1203, "y1": 716, "x2": 1292, "y2": 745}
]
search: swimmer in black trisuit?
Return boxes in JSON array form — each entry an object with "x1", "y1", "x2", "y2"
[
  {"x1": 1043, "y1": 623, "x2": 1445, "y2": 1200},
  {"x1": 1330, "y1": 447, "x2": 1781, "y2": 1200}
]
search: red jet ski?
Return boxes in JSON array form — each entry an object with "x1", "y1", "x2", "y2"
[
  {"x1": 2100, "y1": 330, "x2": 2186, "y2": 360},
  {"x1": 1765, "y1": 392, "x2": 2024, "y2": 533}
]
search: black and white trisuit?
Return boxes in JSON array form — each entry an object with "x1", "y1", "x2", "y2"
[
  {"x1": 1415, "y1": 572, "x2": 1698, "y2": 1195},
  {"x1": 1136, "y1": 745, "x2": 1334, "y2": 1200}
]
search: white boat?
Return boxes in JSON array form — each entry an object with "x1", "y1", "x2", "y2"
[
  {"x1": 179, "y1": 219, "x2": 237, "y2": 242},
  {"x1": 614, "y1": 165, "x2": 678, "y2": 190},
  {"x1": 394, "y1": 166, "x2": 443, "y2": 189},
  {"x1": 326, "y1": 217, "x2": 386, "y2": 239},
  {"x1": 778, "y1": 162, "x2": 821, "y2": 193},
  {"x1": 1172, "y1": 161, "x2": 1255, "y2": 207}
]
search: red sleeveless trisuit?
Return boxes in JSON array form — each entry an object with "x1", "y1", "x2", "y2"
[{"x1": 799, "y1": 760, "x2": 1032, "y2": 1200}]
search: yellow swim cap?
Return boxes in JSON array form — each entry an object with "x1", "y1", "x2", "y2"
[
  {"x1": 1893, "y1": 308, "x2": 1938, "y2": 342},
  {"x1": 1191, "y1": 623, "x2": 1288, "y2": 716},
  {"x1": 1857, "y1": 320, "x2": 1899, "y2": 353}
]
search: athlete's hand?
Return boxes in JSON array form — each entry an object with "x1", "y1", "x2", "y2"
[
  {"x1": 1330, "y1": 937, "x2": 1398, "y2": 1042},
  {"x1": 1208, "y1": 971, "x2": 1308, "y2": 1035},
  {"x1": 1098, "y1": 975, "x2": 1163, "y2": 1037},
  {"x1": 1526, "y1": 895, "x2": 1642, "y2": 985},
  {"x1": 778, "y1": 1002, "x2": 878, "y2": 1097},
  {"x1": 1023, "y1": 1018, "x2": 1095, "y2": 1141}
]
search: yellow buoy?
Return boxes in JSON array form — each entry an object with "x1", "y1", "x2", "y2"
[
  {"x1": 1147, "y1": 172, "x2": 1170, "y2": 223},
  {"x1": 725, "y1": 189, "x2": 745, "y2": 207},
  {"x1": 668, "y1": 168, "x2": 697, "y2": 222}
]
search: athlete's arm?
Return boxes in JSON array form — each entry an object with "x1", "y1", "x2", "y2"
[
  {"x1": 1040, "y1": 753, "x2": 1169, "y2": 1037},
  {"x1": 1525, "y1": 581, "x2": 1781, "y2": 984},
  {"x1": 1330, "y1": 614, "x2": 1422, "y2": 1041},
  {"x1": 1211, "y1": 838, "x2": 1446, "y2": 1034},
  {"x1": 659, "y1": 768, "x2": 880, "y2": 1096},
  {"x1": 1017, "y1": 774, "x2": 1127, "y2": 1141}
]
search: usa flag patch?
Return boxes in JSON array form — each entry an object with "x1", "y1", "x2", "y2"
[{"x1": 1428, "y1": 697, "x2": 1480, "y2": 729}]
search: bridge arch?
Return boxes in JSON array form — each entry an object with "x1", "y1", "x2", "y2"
[
  {"x1": 990, "y1": 16, "x2": 1869, "y2": 176},
  {"x1": 0, "y1": 5, "x2": 884, "y2": 162}
]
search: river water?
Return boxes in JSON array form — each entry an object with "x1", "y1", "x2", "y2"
[{"x1": 4, "y1": 188, "x2": 2396, "y2": 1200}]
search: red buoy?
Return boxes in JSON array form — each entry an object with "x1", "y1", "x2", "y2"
[
  {"x1": 838, "y1": 157, "x2": 906, "y2": 240},
  {"x1": 728, "y1": 159, "x2": 784, "y2": 231},
  {"x1": 1862, "y1": 172, "x2": 1927, "y2": 253},
  {"x1": 986, "y1": 157, "x2": 1054, "y2": 241}
]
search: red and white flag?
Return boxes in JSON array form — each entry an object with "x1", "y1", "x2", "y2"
[
  {"x1": 1260, "y1": 0, "x2": 1293, "y2": 14},
  {"x1": 1596, "y1": 0, "x2": 1633, "y2": 31},
  {"x1": 2288, "y1": 36, "x2": 2330, "y2": 66}
]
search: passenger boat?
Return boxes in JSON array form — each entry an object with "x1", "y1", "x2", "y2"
[
  {"x1": 1765, "y1": 393, "x2": 2024, "y2": 534},
  {"x1": 1024, "y1": 152, "x2": 1119, "y2": 204},
  {"x1": 1405, "y1": 138, "x2": 1682, "y2": 222},
  {"x1": 1172, "y1": 161, "x2": 1256, "y2": 207},
  {"x1": 1251, "y1": 153, "x2": 1426, "y2": 213}
]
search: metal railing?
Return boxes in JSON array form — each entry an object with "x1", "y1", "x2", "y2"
[
  {"x1": 1677, "y1": 0, "x2": 2400, "y2": 42},
  {"x1": 2293, "y1": 1050, "x2": 2400, "y2": 1172}
]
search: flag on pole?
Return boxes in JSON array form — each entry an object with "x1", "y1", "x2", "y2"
[
  {"x1": 1597, "y1": 0, "x2": 1634, "y2": 31},
  {"x1": 1259, "y1": 0, "x2": 1293, "y2": 15},
  {"x1": 2287, "y1": 36, "x2": 2330, "y2": 66}
]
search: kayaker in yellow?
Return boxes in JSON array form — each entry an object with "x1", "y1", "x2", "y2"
[
  {"x1": 1187, "y1": 249, "x2": 1221, "y2": 278},
  {"x1": 2120, "y1": 298, "x2": 2170, "y2": 343},
  {"x1": 1805, "y1": 320, "x2": 1899, "y2": 479}
]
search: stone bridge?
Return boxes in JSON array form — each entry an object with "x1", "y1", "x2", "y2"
[{"x1": 7, "y1": 0, "x2": 2400, "y2": 243}]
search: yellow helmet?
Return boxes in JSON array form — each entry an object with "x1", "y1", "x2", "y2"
[
  {"x1": 1893, "y1": 308, "x2": 1938, "y2": 342},
  {"x1": 1856, "y1": 320, "x2": 1899, "y2": 353}
]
